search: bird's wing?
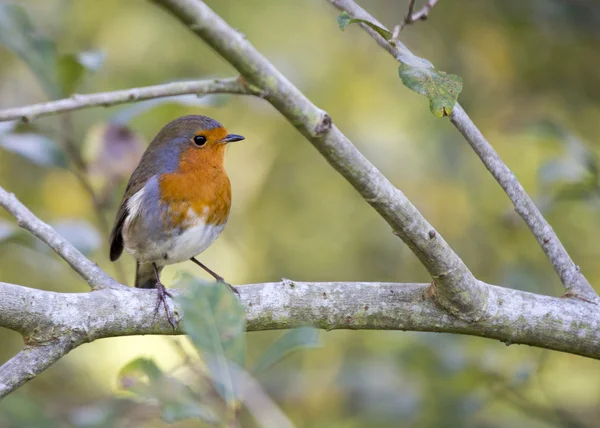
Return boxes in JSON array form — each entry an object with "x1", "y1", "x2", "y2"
[{"x1": 109, "y1": 163, "x2": 157, "y2": 261}]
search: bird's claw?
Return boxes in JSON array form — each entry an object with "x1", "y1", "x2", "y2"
[{"x1": 154, "y1": 281, "x2": 177, "y2": 329}]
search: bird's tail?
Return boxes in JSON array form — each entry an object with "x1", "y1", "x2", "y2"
[{"x1": 135, "y1": 262, "x2": 163, "y2": 289}]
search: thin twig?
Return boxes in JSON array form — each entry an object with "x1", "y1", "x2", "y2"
[
  {"x1": 392, "y1": 0, "x2": 440, "y2": 40},
  {"x1": 0, "y1": 185, "x2": 122, "y2": 290},
  {"x1": 406, "y1": 0, "x2": 418, "y2": 21},
  {"x1": 328, "y1": 0, "x2": 599, "y2": 304},
  {"x1": 0, "y1": 78, "x2": 257, "y2": 123},
  {"x1": 408, "y1": 0, "x2": 439, "y2": 23},
  {"x1": 450, "y1": 106, "x2": 598, "y2": 303}
]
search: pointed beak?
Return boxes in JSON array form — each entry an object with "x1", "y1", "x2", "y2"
[{"x1": 219, "y1": 134, "x2": 245, "y2": 144}]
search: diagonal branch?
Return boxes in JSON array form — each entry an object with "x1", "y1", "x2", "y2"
[
  {"x1": 0, "y1": 186, "x2": 122, "y2": 290},
  {"x1": 2, "y1": 278, "x2": 600, "y2": 398},
  {"x1": 0, "y1": 340, "x2": 75, "y2": 398},
  {"x1": 149, "y1": 0, "x2": 488, "y2": 320},
  {"x1": 450, "y1": 106, "x2": 597, "y2": 301},
  {"x1": 328, "y1": 0, "x2": 599, "y2": 304},
  {"x1": 0, "y1": 78, "x2": 257, "y2": 123}
]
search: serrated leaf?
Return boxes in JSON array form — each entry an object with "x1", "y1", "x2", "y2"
[
  {"x1": 334, "y1": 10, "x2": 462, "y2": 117},
  {"x1": 252, "y1": 327, "x2": 320, "y2": 375},
  {"x1": 337, "y1": 11, "x2": 392, "y2": 40},
  {"x1": 398, "y1": 61, "x2": 463, "y2": 117},
  {"x1": 0, "y1": 133, "x2": 66, "y2": 167},
  {"x1": 177, "y1": 274, "x2": 246, "y2": 404},
  {"x1": 118, "y1": 357, "x2": 218, "y2": 424}
]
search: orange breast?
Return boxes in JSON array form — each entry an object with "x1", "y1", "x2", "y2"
[{"x1": 158, "y1": 144, "x2": 231, "y2": 228}]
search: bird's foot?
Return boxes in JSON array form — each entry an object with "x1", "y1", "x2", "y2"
[{"x1": 154, "y1": 281, "x2": 177, "y2": 329}]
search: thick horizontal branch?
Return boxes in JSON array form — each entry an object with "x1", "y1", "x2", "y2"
[
  {"x1": 150, "y1": 0, "x2": 487, "y2": 320},
  {"x1": 1, "y1": 279, "x2": 600, "y2": 397},
  {"x1": 328, "y1": 0, "x2": 599, "y2": 304},
  {"x1": 0, "y1": 0, "x2": 488, "y2": 318},
  {"x1": 0, "y1": 78, "x2": 257, "y2": 123},
  {"x1": 0, "y1": 186, "x2": 122, "y2": 291}
]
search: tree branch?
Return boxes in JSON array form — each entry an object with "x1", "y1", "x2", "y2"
[
  {"x1": 0, "y1": 340, "x2": 75, "y2": 399},
  {"x1": 2, "y1": 278, "x2": 600, "y2": 398},
  {"x1": 1, "y1": 0, "x2": 597, "y2": 401},
  {"x1": 0, "y1": 186, "x2": 122, "y2": 290},
  {"x1": 328, "y1": 0, "x2": 599, "y2": 304},
  {"x1": 407, "y1": 0, "x2": 439, "y2": 23},
  {"x1": 393, "y1": 0, "x2": 440, "y2": 38},
  {"x1": 0, "y1": 78, "x2": 256, "y2": 123},
  {"x1": 149, "y1": 0, "x2": 488, "y2": 321}
]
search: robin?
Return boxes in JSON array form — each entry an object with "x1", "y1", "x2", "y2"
[{"x1": 109, "y1": 115, "x2": 245, "y2": 327}]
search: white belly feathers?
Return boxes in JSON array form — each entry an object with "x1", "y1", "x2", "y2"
[
  {"x1": 164, "y1": 219, "x2": 225, "y2": 264},
  {"x1": 122, "y1": 184, "x2": 226, "y2": 265}
]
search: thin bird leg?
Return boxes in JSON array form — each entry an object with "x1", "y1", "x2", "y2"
[
  {"x1": 152, "y1": 262, "x2": 177, "y2": 328},
  {"x1": 189, "y1": 257, "x2": 239, "y2": 295}
]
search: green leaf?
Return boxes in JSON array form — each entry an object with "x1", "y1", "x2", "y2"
[
  {"x1": 335, "y1": 11, "x2": 462, "y2": 117},
  {"x1": 252, "y1": 327, "x2": 320, "y2": 375},
  {"x1": 397, "y1": 56, "x2": 463, "y2": 117},
  {"x1": 177, "y1": 274, "x2": 246, "y2": 404},
  {"x1": 118, "y1": 357, "x2": 218, "y2": 424},
  {"x1": 337, "y1": 11, "x2": 392, "y2": 40},
  {"x1": 0, "y1": 133, "x2": 67, "y2": 167}
]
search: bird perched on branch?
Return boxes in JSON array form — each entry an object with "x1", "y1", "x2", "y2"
[{"x1": 109, "y1": 115, "x2": 245, "y2": 327}]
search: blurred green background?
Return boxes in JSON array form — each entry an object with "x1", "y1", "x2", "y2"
[{"x1": 2, "y1": 0, "x2": 600, "y2": 426}]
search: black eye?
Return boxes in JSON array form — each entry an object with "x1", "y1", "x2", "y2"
[{"x1": 193, "y1": 135, "x2": 207, "y2": 146}]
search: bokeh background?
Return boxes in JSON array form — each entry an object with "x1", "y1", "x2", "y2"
[{"x1": 2, "y1": 0, "x2": 600, "y2": 426}]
